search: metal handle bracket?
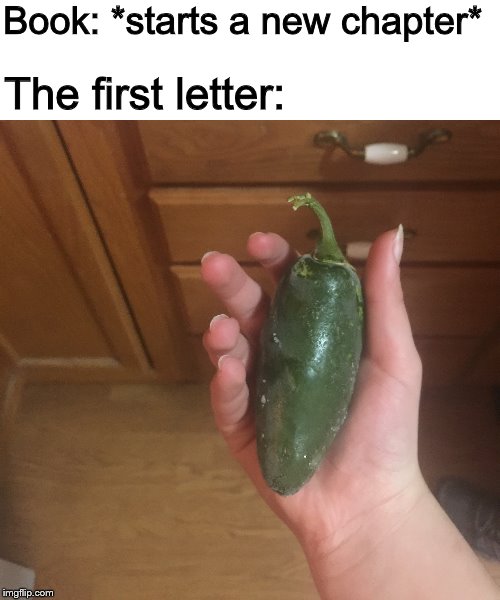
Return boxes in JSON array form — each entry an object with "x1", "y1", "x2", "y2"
[{"x1": 314, "y1": 128, "x2": 452, "y2": 165}]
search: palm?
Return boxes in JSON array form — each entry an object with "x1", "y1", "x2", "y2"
[{"x1": 228, "y1": 356, "x2": 420, "y2": 540}]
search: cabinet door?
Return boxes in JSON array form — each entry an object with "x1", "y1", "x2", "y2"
[
  {"x1": 0, "y1": 122, "x2": 150, "y2": 381},
  {"x1": 57, "y1": 121, "x2": 195, "y2": 382}
]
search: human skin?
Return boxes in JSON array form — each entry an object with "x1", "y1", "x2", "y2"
[{"x1": 200, "y1": 228, "x2": 499, "y2": 599}]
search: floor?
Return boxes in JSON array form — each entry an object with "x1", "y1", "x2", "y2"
[{"x1": 0, "y1": 383, "x2": 499, "y2": 599}]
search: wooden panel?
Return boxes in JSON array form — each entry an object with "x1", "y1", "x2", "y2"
[
  {"x1": 20, "y1": 360, "x2": 160, "y2": 384},
  {"x1": 0, "y1": 350, "x2": 12, "y2": 404},
  {"x1": 415, "y1": 339, "x2": 480, "y2": 387},
  {"x1": 0, "y1": 122, "x2": 149, "y2": 379},
  {"x1": 0, "y1": 339, "x2": 18, "y2": 419},
  {"x1": 172, "y1": 266, "x2": 272, "y2": 335},
  {"x1": 152, "y1": 187, "x2": 500, "y2": 264},
  {"x1": 0, "y1": 155, "x2": 107, "y2": 357},
  {"x1": 58, "y1": 122, "x2": 194, "y2": 382},
  {"x1": 140, "y1": 121, "x2": 500, "y2": 184},
  {"x1": 468, "y1": 336, "x2": 500, "y2": 384},
  {"x1": 170, "y1": 265, "x2": 500, "y2": 338},
  {"x1": 0, "y1": 337, "x2": 24, "y2": 467},
  {"x1": 0, "y1": 383, "x2": 318, "y2": 599},
  {"x1": 403, "y1": 268, "x2": 500, "y2": 337}
]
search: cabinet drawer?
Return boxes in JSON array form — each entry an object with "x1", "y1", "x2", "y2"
[
  {"x1": 140, "y1": 121, "x2": 500, "y2": 184},
  {"x1": 170, "y1": 265, "x2": 500, "y2": 338},
  {"x1": 402, "y1": 268, "x2": 500, "y2": 337},
  {"x1": 172, "y1": 266, "x2": 274, "y2": 335},
  {"x1": 152, "y1": 187, "x2": 500, "y2": 264}
]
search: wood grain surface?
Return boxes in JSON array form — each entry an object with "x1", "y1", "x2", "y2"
[
  {"x1": 151, "y1": 186, "x2": 500, "y2": 264},
  {"x1": 0, "y1": 122, "x2": 149, "y2": 381},
  {"x1": 139, "y1": 121, "x2": 500, "y2": 184},
  {"x1": 0, "y1": 384, "x2": 315, "y2": 599},
  {"x1": 58, "y1": 121, "x2": 194, "y2": 382},
  {"x1": 469, "y1": 336, "x2": 500, "y2": 385},
  {"x1": 0, "y1": 383, "x2": 498, "y2": 598}
]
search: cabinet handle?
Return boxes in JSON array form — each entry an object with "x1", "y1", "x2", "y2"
[
  {"x1": 314, "y1": 129, "x2": 452, "y2": 165},
  {"x1": 346, "y1": 241, "x2": 372, "y2": 261}
]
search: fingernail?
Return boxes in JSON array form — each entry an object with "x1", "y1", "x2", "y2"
[
  {"x1": 201, "y1": 251, "x2": 219, "y2": 264},
  {"x1": 218, "y1": 354, "x2": 229, "y2": 370},
  {"x1": 210, "y1": 314, "x2": 229, "y2": 330},
  {"x1": 393, "y1": 224, "x2": 404, "y2": 265}
]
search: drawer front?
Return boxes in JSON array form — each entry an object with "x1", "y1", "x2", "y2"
[
  {"x1": 172, "y1": 266, "x2": 274, "y2": 335},
  {"x1": 402, "y1": 268, "x2": 500, "y2": 337},
  {"x1": 140, "y1": 121, "x2": 500, "y2": 184},
  {"x1": 170, "y1": 265, "x2": 500, "y2": 338},
  {"x1": 152, "y1": 187, "x2": 500, "y2": 264}
]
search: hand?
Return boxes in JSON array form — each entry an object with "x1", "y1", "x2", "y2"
[
  {"x1": 201, "y1": 230, "x2": 500, "y2": 600},
  {"x1": 201, "y1": 228, "x2": 426, "y2": 550}
]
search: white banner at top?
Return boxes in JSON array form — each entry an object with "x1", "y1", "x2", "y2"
[{"x1": 0, "y1": 0, "x2": 497, "y2": 118}]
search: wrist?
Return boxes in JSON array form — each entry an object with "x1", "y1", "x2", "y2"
[
  {"x1": 300, "y1": 472, "x2": 429, "y2": 559},
  {"x1": 298, "y1": 476, "x2": 432, "y2": 598},
  {"x1": 298, "y1": 479, "x2": 499, "y2": 600}
]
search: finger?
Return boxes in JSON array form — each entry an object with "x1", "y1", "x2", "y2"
[
  {"x1": 201, "y1": 252, "x2": 269, "y2": 341},
  {"x1": 363, "y1": 226, "x2": 422, "y2": 383},
  {"x1": 210, "y1": 356, "x2": 254, "y2": 453},
  {"x1": 203, "y1": 314, "x2": 251, "y2": 368},
  {"x1": 247, "y1": 232, "x2": 299, "y2": 283}
]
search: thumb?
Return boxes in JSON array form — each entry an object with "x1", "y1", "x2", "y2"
[
  {"x1": 362, "y1": 226, "x2": 422, "y2": 385},
  {"x1": 338, "y1": 227, "x2": 423, "y2": 474}
]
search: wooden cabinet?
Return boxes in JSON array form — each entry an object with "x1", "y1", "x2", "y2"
[
  {"x1": 139, "y1": 121, "x2": 500, "y2": 183},
  {"x1": 139, "y1": 122, "x2": 500, "y2": 387},
  {"x1": 1, "y1": 121, "x2": 499, "y2": 388},
  {"x1": 0, "y1": 122, "x2": 150, "y2": 383},
  {"x1": 57, "y1": 122, "x2": 194, "y2": 382}
]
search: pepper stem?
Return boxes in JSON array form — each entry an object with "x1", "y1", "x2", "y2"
[{"x1": 288, "y1": 193, "x2": 345, "y2": 263}]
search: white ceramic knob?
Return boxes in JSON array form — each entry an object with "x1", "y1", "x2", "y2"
[
  {"x1": 364, "y1": 143, "x2": 408, "y2": 165},
  {"x1": 346, "y1": 241, "x2": 372, "y2": 261}
]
